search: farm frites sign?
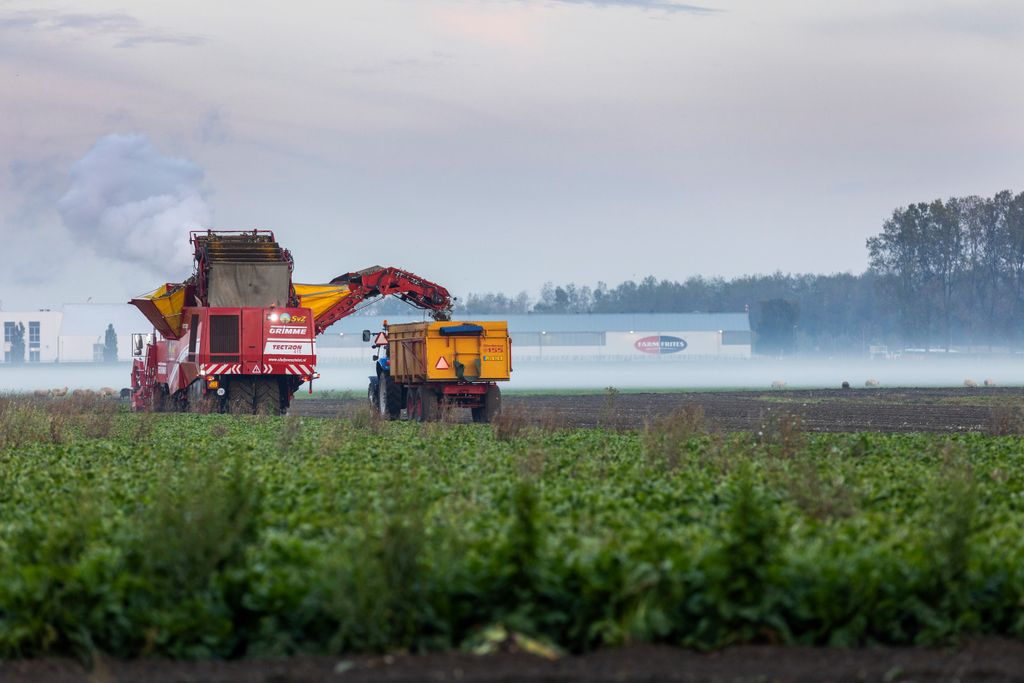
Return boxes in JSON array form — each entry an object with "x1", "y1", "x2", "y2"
[{"x1": 634, "y1": 335, "x2": 688, "y2": 354}]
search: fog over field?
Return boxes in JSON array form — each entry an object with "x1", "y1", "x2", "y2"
[
  {"x1": 3, "y1": 357, "x2": 1023, "y2": 395},
  {"x1": 229, "y1": 358, "x2": 1024, "y2": 392}
]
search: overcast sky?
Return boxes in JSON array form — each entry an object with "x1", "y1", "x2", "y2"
[{"x1": 1, "y1": 0, "x2": 1023, "y2": 310}]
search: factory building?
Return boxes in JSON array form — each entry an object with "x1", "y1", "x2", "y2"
[
  {"x1": 316, "y1": 313, "x2": 752, "y2": 362},
  {"x1": 0, "y1": 310, "x2": 62, "y2": 363},
  {"x1": 1, "y1": 308, "x2": 752, "y2": 364}
]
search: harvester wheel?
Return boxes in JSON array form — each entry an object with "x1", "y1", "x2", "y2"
[
  {"x1": 421, "y1": 387, "x2": 439, "y2": 422},
  {"x1": 186, "y1": 379, "x2": 217, "y2": 413},
  {"x1": 254, "y1": 378, "x2": 283, "y2": 415},
  {"x1": 227, "y1": 378, "x2": 257, "y2": 414},
  {"x1": 150, "y1": 385, "x2": 168, "y2": 412},
  {"x1": 379, "y1": 374, "x2": 402, "y2": 420},
  {"x1": 472, "y1": 385, "x2": 501, "y2": 423}
]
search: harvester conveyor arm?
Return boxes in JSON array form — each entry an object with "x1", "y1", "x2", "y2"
[{"x1": 313, "y1": 266, "x2": 453, "y2": 335}]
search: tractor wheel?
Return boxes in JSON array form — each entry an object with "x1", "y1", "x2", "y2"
[
  {"x1": 472, "y1": 385, "x2": 501, "y2": 423},
  {"x1": 254, "y1": 378, "x2": 283, "y2": 415},
  {"x1": 421, "y1": 387, "x2": 440, "y2": 422},
  {"x1": 379, "y1": 374, "x2": 402, "y2": 420},
  {"x1": 227, "y1": 378, "x2": 257, "y2": 414},
  {"x1": 368, "y1": 381, "x2": 378, "y2": 410}
]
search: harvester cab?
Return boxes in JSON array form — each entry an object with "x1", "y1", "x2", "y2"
[{"x1": 130, "y1": 333, "x2": 153, "y2": 358}]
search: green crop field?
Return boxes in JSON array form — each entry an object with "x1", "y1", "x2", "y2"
[{"x1": 1, "y1": 397, "x2": 1024, "y2": 661}]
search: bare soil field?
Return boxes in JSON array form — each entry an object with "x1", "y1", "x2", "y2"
[
  {"x1": 293, "y1": 386, "x2": 1024, "y2": 432},
  {"x1": 4, "y1": 639, "x2": 1024, "y2": 683}
]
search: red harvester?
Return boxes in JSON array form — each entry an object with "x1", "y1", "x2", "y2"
[{"x1": 128, "y1": 230, "x2": 452, "y2": 414}]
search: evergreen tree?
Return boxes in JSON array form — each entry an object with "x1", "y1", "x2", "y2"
[
  {"x1": 104, "y1": 324, "x2": 118, "y2": 363},
  {"x1": 9, "y1": 323, "x2": 25, "y2": 365}
]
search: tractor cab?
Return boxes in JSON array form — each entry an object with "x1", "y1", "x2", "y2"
[
  {"x1": 362, "y1": 327, "x2": 391, "y2": 375},
  {"x1": 363, "y1": 325, "x2": 400, "y2": 414}
]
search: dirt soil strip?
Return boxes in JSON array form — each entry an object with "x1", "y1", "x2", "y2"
[
  {"x1": 3, "y1": 640, "x2": 1023, "y2": 682},
  {"x1": 291, "y1": 387, "x2": 1024, "y2": 433}
]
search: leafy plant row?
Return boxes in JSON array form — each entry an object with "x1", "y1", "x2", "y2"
[{"x1": 0, "y1": 402, "x2": 1023, "y2": 659}]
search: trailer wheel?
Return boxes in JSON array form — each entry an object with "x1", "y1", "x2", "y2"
[
  {"x1": 254, "y1": 378, "x2": 283, "y2": 415},
  {"x1": 379, "y1": 374, "x2": 402, "y2": 420},
  {"x1": 421, "y1": 387, "x2": 439, "y2": 422},
  {"x1": 407, "y1": 387, "x2": 421, "y2": 421},
  {"x1": 473, "y1": 385, "x2": 501, "y2": 423}
]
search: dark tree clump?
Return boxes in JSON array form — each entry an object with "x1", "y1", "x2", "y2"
[
  {"x1": 104, "y1": 324, "x2": 118, "y2": 363},
  {"x1": 9, "y1": 322, "x2": 25, "y2": 365}
]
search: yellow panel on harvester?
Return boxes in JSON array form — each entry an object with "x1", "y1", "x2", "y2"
[{"x1": 387, "y1": 321, "x2": 511, "y2": 384}]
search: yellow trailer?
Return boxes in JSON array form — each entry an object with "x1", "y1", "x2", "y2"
[{"x1": 365, "y1": 320, "x2": 511, "y2": 422}]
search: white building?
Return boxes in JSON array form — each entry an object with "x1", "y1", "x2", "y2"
[
  {"x1": 0, "y1": 304, "x2": 142, "y2": 363},
  {"x1": 0, "y1": 310, "x2": 63, "y2": 363}
]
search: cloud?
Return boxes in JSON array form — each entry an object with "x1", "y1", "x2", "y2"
[
  {"x1": 340, "y1": 53, "x2": 456, "y2": 76},
  {"x1": 816, "y1": 3, "x2": 1024, "y2": 42},
  {"x1": 544, "y1": 0, "x2": 718, "y2": 13},
  {"x1": 1, "y1": 156, "x2": 70, "y2": 285},
  {"x1": 907, "y1": 5, "x2": 1024, "y2": 40},
  {"x1": 8, "y1": 156, "x2": 67, "y2": 222},
  {"x1": 196, "y1": 108, "x2": 231, "y2": 145},
  {"x1": 0, "y1": 8, "x2": 205, "y2": 48},
  {"x1": 112, "y1": 33, "x2": 205, "y2": 48},
  {"x1": 57, "y1": 134, "x2": 211, "y2": 276}
]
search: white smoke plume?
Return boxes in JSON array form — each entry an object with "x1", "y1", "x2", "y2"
[{"x1": 58, "y1": 134, "x2": 209, "y2": 276}]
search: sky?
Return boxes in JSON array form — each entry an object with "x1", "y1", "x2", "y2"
[{"x1": 1, "y1": 0, "x2": 1023, "y2": 310}]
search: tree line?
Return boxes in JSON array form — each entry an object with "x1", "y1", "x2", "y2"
[
  {"x1": 365, "y1": 190, "x2": 1024, "y2": 354},
  {"x1": 867, "y1": 191, "x2": 1024, "y2": 349},
  {"x1": 458, "y1": 273, "x2": 886, "y2": 354}
]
